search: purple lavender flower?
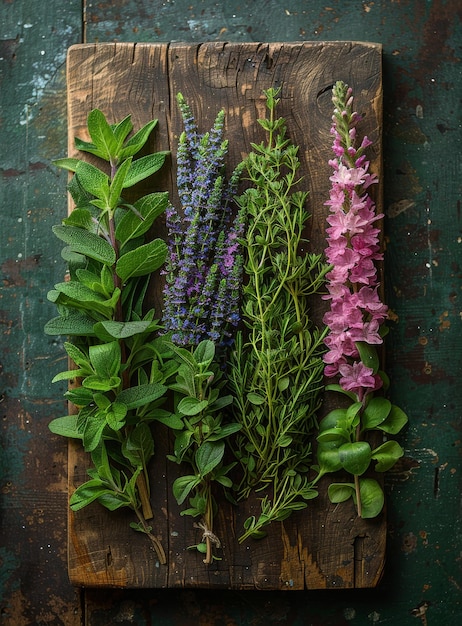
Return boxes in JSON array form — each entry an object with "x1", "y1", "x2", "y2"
[
  {"x1": 163, "y1": 94, "x2": 246, "y2": 347},
  {"x1": 322, "y1": 81, "x2": 387, "y2": 401}
]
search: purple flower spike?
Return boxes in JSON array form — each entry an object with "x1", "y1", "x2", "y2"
[{"x1": 162, "y1": 94, "x2": 246, "y2": 347}]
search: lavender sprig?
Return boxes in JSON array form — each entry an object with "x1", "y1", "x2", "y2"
[{"x1": 163, "y1": 93, "x2": 245, "y2": 347}]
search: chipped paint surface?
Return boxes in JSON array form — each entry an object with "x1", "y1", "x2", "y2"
[{"x1": 1, "y1": 0, "x2": 461, "y2": 624}]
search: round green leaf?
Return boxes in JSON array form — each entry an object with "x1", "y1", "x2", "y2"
[
  {"x1": 377, "y1": 404, "x2": 408, "y2": 434},
  {"x1": 317, "y1": 427, "x2": 349, "y2": 444},
  {"x1": 372, "y1": 440, "x2": 404, "y2": 472},
  {"x1": 356, "y1": 478, "x2": 384, "y2": 518},
  {"x1": 338, "y1": 441, "x2": 372, "y2": 475},
  {"x1": 318, "y1": 409, "x2": 347, "y2": 432},
  {"x1": 362, "y1": 396, "x2": 392, "y2": 430},
  {"x1": 327, "y1": 482, "x2": 355, "y2": 504},
  {"x1": 317, "y1": 443, "x2": 342, "y2": 473}
]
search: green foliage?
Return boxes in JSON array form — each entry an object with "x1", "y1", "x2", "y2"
[
  {"x1": 165, "y1": 339, "x2": 239, "y2": 563},
  {"x1": 315, "y1": 350, "x2": 408, "y2": 518},
  {"x1": 227, "y1": 88, "x2": 329, "y2": 542},
  {"x1": 46, "y1": 109, "x2": 174, "y2": 563}
]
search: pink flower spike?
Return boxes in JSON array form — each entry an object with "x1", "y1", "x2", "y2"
[{"x1": 323, "y1": 80, "x2": 386, "y2": 402}]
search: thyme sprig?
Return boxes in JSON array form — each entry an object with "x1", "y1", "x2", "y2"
[{"x1": 228, "y1": 88, "x2": 330, "y2": 542}]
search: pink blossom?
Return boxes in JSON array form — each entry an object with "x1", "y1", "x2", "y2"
[
  {"x1": 338, "y1": 362, "x2": 379, "y2": 400},
  {"x1": 323, "y1": 81, "x2": 387, "y2": 401},
  {"x1": 330, "y1": 163, "x2": 368, "y2": 189},
  {"x1": 351, "y1": 286, "x2": 388, "y2": 316},
  {"x1": 349, "y1": 319, "x2": 382, "y2": 344}
]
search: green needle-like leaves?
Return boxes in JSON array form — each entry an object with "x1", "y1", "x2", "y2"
[{"x1": 228, "y1": 89, "x2": 329, "y2": 540}]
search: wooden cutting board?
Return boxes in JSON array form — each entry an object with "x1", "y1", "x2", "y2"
[{"x1": 66, "y1": 41, "x2": 384, "y2": 590}]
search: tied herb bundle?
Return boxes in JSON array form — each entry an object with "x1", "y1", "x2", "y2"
[
  {"x1": 46, "y1": 110, "x2": 177, "y2": 563},
  {"x1": 228, "y1": 88, "x2": 329, "y2": 542},
  {"x1": 315, "y1": 81, "x2": 408, "y2": 518},
  {"x1": 162, "y1": 94, "x2": 244, "y2": 563}
]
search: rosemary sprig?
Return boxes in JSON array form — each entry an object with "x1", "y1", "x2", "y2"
[{"x1": 228, "y1": 88, "x2": 330, "y2": 542}]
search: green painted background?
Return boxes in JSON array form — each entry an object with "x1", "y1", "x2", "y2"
[{"x1": 1, "y1": 1, "x2": 461, "y2": 624}]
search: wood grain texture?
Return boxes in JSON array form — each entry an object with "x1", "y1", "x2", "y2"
[{"x1": 66, "y1": 41, "x2": 384, "y2": 590}]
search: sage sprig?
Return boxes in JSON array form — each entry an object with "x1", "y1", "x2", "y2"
[
  {"x1": 228, "y1": 88, "x2": 329, "y2": 542},
  {"x1": 46, "y1": 109, "x2": 175, "y2": 563}
]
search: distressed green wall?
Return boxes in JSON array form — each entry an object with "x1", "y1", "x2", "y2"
[{"x1": 1, "y1": 0, "x2": 461, "y2": 624}]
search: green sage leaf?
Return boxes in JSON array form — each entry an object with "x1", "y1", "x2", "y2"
[
  {"x1": 111, "y1": 115, "x2": 133, "y2": 152},
  {"x1": 123, "y1": 153, "x2": 168, "y2": 188},
  {"x1": 53, "y1": 157, "x2": 80, "y2": 172},
  {"x1": 44, "y1": 311, "x2": 97, "y2": 337},
  {"x1": 117, "y1": 383, "x2": 167, "y2": 409},
  {"x1": 75, "y1": 160, "x2": 110, "y2": 200},
  {"x1": 82, "y1": 415, "x2": 107, "y2": 452},
  {"x1": 193, "y1": 340, "x2": 215, "y2": 366},
  {"x1": 108, "y1": 156, "x2": 132, "y2": 209},
  {"x1": 115, "y1": 192, "x2": 168, "y2": 246},
  {"x1": 87, "y1": 109, "x2": 118, "y2": 161},
  {"x1": 89, "y1": 341, "x2": 121, "y2": 379},
  {"x1": 119, "y1": 119, "x2": 158, "y2": 159},
  {"x1": 177, "y1": 396, "x2": 209, "y2": 416},
  {"x1": 93, "y1": 320, "x2": 153, "y2": 340},
  {"x1": 52, "y1": 225, "x2": 116, "y2": 266},
  {"x1": 116, "y1": 239, "x2": 167, "y2": 281},
  {"x1": 48, "y1": 415, "x2": 82, "y2": 439}
]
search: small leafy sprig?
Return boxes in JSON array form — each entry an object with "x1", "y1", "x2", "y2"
[
  {"x1": 46, "y1": 110, "x2": 176, "y2": 563},
  {"x1": 227, "y1": 88, "x2": 329, "y2": 542},
  {"x1": 314, "y1": 81, "x2": 408, "y2": 518},
  {"x1": 162, "y1": 95, "x2": 243, "y2": 563},
  {"x1": 167, "y1": 340, "x2": 240, "y2": 564}
]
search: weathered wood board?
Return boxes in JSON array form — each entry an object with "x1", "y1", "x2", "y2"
[{"x1": 66, "y1": 41, "x2": 384, "y2": 590}]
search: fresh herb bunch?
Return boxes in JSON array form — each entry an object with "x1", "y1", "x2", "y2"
[
  {"x1": 162, "y1": 95, "x2": 243, "y2": 563},
  {"x1": 227, "y1": 88, "x2": 329, "y2": 542},
  {"x1": 46, "y1": 110, "x2": 177, "y2": 563},
  {"x1": 163, "y1": 93, "x2": 245, "y2": 347},
  {"x1": 314, "y1": 81, "x2": 408, "y2": 518}
]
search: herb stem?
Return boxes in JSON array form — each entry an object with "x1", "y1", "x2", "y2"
[{"x1": 134, "y1": 507, "x2": 167, "y2": 565}]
